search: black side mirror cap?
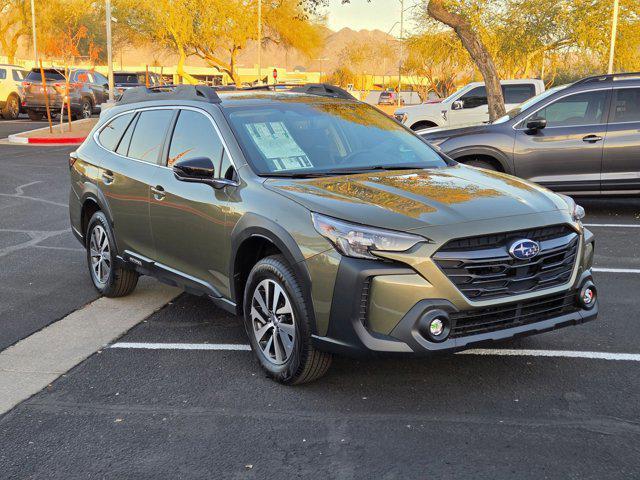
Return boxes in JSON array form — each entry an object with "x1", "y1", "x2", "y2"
[
  {"x1": 173, "y1": 156, "x2": 237, "y2": 189},
  {"x1": 526, "y1": 117, "x2": 547, "y2": 131}
]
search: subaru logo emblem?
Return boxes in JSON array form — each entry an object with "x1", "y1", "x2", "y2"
[{"x1": 509, "y1": 239, "x2": 540, "y2": 260}]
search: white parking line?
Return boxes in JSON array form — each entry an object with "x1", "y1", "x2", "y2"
[
  {"x1": 111, "y1": 342, "x2": 252, "y2": 351},
  {"x1": 593, "y1": 267, "x2": 640, "y2": 274},
  {"x1": 584, "y1": 223, "x2": 640, "y2": 228},
  {"x1": 109, "y1": 342, "x2": 640, "y2": 362}
]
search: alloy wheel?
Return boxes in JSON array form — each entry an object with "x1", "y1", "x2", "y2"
[
  {"x1": 89, "y1": 225, "x2": 111, "y2": 285},
  {"x1": 250, "y1": 278, "x2": 296, "y2": 365},
  {"x1": 7, "y1": 96, "x2": 19, "y2": 118},
  {"x1": 82, "y1": 102, "x2": 92, "y2": 118}
]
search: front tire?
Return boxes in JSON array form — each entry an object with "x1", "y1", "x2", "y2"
[
  {"x1": 463, "y1": 159, "x2": 498, "y2": 171},
  {"x1": 243, "y1": 255, "x2": 332, "y2": 384},
  {"x1": 86, "y1": 211, "x2": 138, "y2": 297}
]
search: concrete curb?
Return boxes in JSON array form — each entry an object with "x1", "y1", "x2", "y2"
[
  {"x1": 8, "y1": 133, "x2": 87, "y2": 145},
  {"x1": 7, "y1": 118, "x2": 94, "y2": 145}
]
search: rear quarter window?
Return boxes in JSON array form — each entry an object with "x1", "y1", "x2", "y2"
[
  {"x1": 0, "y1": 69, "x2": 6, "y2": 80},
  {"x1": 98, "y1": 112, "x2": 135, "y2": 151}
]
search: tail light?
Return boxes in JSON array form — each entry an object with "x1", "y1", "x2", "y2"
[{"x1": 21, "y1": 81, "x2": 31, "y2": 90}]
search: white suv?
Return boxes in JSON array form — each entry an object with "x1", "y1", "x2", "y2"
[
  {"x1": 395, "y1": 79, "x2": 545, "y2": 131},
  {"x1": 0, "y1": 64, "x2": 27, "y2": 120}
]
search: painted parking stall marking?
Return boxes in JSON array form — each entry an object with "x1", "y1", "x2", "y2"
[{"x1": 109, "y1": 342, "x2": 640, "y2": 362}]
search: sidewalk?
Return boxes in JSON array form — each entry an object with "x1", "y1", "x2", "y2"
[{"x1": 7, "y1": 118, "x2": 97, "y2": 145}]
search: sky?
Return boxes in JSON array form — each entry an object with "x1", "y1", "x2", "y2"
[{"x1": 325, "y1": 0, "x2": 409, "y2": 34}]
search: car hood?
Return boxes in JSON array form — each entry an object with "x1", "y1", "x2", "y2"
[{"x1": 264, "y1": 165, "x2": 567, "y2": 231}]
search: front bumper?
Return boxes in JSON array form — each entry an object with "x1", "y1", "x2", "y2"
[{"x1": 311, "y1": 224, "x2": 598, "y2": 357}]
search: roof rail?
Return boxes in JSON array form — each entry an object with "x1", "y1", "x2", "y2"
[
  {"x1": 289, "y1": 83, "x2": 356, "y2": 100},
  {"x1": 118, "y1": 84, "x2": 221, "y2": 105},
  {"x1": 573, "y1": 72, "x2": 640, "y2": 86}
]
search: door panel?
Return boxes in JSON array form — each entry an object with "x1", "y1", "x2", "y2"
[
  {"x1": 150, "y1": 109, "x2": 231, "y2": 296},
  {"x1": 102, "y1": 109, "x2": 174, "y2": 259},
  {"x1": 602, "y1": 88, "x2": 640, "y2": 191},
  {"x1": 513, "y1": 89, "x2": 610, "y2": 192}
]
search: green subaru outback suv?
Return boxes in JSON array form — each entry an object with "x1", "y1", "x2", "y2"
[{"x1": 69, "y1": 84, "x2": 598, "y2": 384}]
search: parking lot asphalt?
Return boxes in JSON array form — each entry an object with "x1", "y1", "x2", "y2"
[
  {"x1": 0, "y1": 129, "x2": 639, "y2": 478},
  {"x1": 0, "y1": 140, "x2": 98, "y2": 350}
]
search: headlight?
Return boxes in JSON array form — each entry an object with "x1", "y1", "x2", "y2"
[
  {"x1": 558, "y1": 194, "x2": 585, "y2": 222},
  {"x1": 312, "y1": 213, "x2": 427, "y2": 260}
]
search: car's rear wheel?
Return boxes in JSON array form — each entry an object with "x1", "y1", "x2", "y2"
[
  {"x1": 73, "y1": 98, "x2": 92, "y2": 120},
  {"x1": 86, "y1": 211, "x2": 138, "y2": 297},
  {"x1": 1, "y1": 94, "x2": 20, "y2": 120},
  {"x1": 243, "y1": 255, "x2": 332, "y2": 384},
  {"x1": 26, "y1": 109, "x2": 43, "y2": 121}
]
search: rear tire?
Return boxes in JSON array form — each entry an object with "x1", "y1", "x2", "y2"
[
  {"x1": 463, "y1": 159, "x2": 499, "y2": 171},
  {"x1": 1, "y1": 94, "x2": 20, "y2": 120},
  {"x1": 26, "y1": 109, "x2": 43, "y2": 121},
  {"x1": 243, "y1": 255, "x2": 332, "y2": 385},
  {"x1": 85, "y1": 211, "x2": 138, "y2": 297}
]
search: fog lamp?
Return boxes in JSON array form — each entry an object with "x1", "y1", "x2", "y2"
[
  {"x1": 578, "y1": 282, "x2": 597, "y2": 309},
  {"x1": 419, "y1": 310, "x2": 451, "y2": 342},
  {"x1": 429, "y1": 318, "x2": 445, "y2": 337}
]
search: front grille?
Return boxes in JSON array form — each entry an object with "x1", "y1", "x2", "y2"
[
  {"x1": 449, "y1": 291, "x2": 578, "y2": 338},
  {"x1": 433, "y1": 225, "x2": 579, "y2": 300}
]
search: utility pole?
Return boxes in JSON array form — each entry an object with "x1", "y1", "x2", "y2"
[
  {"x1": 105, "y1": 0, "x2": 114, "y2": 101},
  {"x1": 397, "y1": 0, "x2": 404, "y2": 107},
  {"x1": 257, "y1": 0, "x2": 262, "y2": 84},
  {"x1": 607, "y1": 0, "x2": 620, "y2": 74},
  {"x1": 30, "y1": 0, "x2": 37, "y2": 64}
]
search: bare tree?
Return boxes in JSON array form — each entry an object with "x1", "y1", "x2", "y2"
[{"x1": 426, "y1": 0, "x2": 505, "y2": 120}]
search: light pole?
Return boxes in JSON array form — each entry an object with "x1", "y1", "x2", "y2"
[
  {"x1": 397, "y1": 0, "x2": 404, "y2": 106},
  {"x1": 30, "y1": 0, "x2": 37, "y2": 64},
  {"x1": 257, "y1": 0, "x2": 262, "y2": 84},
  {"x1": 607, "y1": 0, "x2": 620, "y2": 74},
  {"x1": 105, "y1": 0, "x2": 114, "y2": 101}
]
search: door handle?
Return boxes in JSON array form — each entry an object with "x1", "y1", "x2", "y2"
[
  {"x1": 151, "y1": 185, "x2": 165, "y2": 200},
  {"x1": 582, "y1": 134, "x2": 603, "y2": 143},
  {"x1": 101, "y1": 170, "x2": 114, "y2": 184}
]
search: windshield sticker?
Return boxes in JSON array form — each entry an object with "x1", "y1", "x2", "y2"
[{"x1": 245, "y1": 121, "x2": 313, "y2": 171}]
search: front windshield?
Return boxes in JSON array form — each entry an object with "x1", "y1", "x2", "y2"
[
  {"x1": 441, "y1": 85, "x2": 470, "y2": 104},
  {"x1": 225, "y1": 100, "x2": 448, "y2": 176},
  {"x1": 492, "y1": 85, "x2": 568, "y2": 124}
]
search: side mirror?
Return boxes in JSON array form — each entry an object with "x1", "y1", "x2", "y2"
[
  {"x1": 173, "y1": 156, "x2": 236, "y2": 189},
  {"x1": 526, "y1": 117, "x2": 547, "y2": 131},
  {"x1": 452, "y1": 100, "x2": 464, "y2": 110}
]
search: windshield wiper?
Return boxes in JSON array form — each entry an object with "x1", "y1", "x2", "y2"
[{"x1": 321, "y1": 165, "x2": 425, "y2": 175}]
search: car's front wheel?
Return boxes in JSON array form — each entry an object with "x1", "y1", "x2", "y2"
[
  {"x1": 243, "y1": 255, "x2": 332, "y2": 384},
  {"x1": 86, "y1": 211, "x2": 138, "y2": 297}
]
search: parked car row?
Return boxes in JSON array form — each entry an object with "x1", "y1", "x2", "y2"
[
  {"x1": 0, "y1": 65, "x2": 166, "y2": 122},
  {"x1": 418, "y1": 72, "x2": 640, "y2": 195}
]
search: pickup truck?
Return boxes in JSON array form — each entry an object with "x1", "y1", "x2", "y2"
[{"x1": 394, "y1": 79, "x2": 545, "y2": 131}]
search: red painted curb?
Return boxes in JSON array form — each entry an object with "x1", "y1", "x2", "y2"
[{"x1": 27, "y1": 136, "x2": 87, "y2": 145}]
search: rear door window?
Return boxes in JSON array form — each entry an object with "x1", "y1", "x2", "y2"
[
  {"x1": 167, "y1": 109, "x2": 224, "y2": 168},
  {"x1": 612, "y1": 88, "x2": 640, "y2": 123},
  {"x1": 503, "y1": 84, "x2": 535, "y2": 104},
  {"x1": 127, "y1": 109, "x2": 174, "y2": 163},
  {"x1": 0, "y1": 69, "x2": 6, "y2": 80},
  {"x1": 98, "y1": 113, "x2": 135, "y2": 151}
]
